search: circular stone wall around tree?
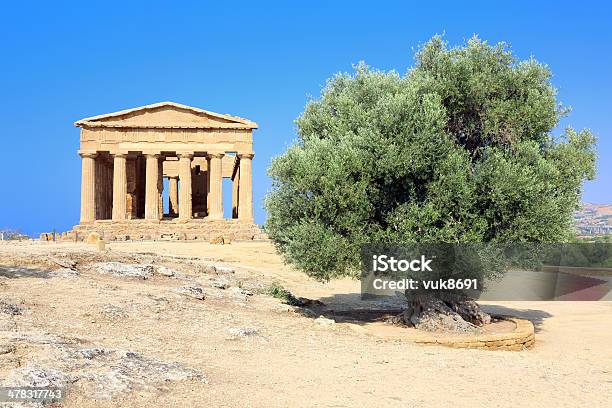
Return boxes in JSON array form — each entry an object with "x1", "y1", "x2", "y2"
[{"x1": 408, "y1": 316, "x2": 535, "y2": 350}]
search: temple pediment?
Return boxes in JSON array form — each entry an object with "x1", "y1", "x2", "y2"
[{"x1": 75, "y1": 101, "x2": 258, "y2": 129}]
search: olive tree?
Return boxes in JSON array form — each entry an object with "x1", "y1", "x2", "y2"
[{"x1": 265, "y1": 36, "x2": 596, "y2": 330}]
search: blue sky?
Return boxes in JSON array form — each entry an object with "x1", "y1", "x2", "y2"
[{"x1": 0, "y1": 1, "x2": 610, "y2": 236}]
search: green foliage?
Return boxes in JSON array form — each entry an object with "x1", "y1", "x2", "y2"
[
  {"x1": 265, "y1": 36, "x2": 597, "y2": 281},
  {"x1": 538, "y1": 243, "x2": 612, "y2": 268},
  {"x1": 265, "y1": 282, "x2": 303, "y2": 306}
]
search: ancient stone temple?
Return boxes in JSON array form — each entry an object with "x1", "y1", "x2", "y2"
[{"x1": 68, "y1": 102, "x2": 265, "y2": 241}]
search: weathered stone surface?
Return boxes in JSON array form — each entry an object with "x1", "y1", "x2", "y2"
[
  {"x1": 212, "y1": 265, "x2": 235, "y2": 274},
  {"x1": 0, "y1": 301, "x2": 23, "y2": 316},
  {"x1": 211, "y1": 277, "x2": 231, "y2": 289},
  {"x1": 70, "y1": 219, "x2": 266, "y2": 243},
  {"x1": 5, "y1": 365, "x2": 71, "y2": 388},
  {"x1": 0, "y1": 343, "x2": 16, "y2": 355},
  {"x1": 228, "y1": 287, "x2": 253, "y2": 302},
  {"x1": 155, "y1": 265, "x2": 175, "y2": 277},
  {"x1": 227, "y1": 327, "x2": 258, "y2": 337},
  {"x1": 72, "y1": 348, "x2": 206, "y2": 398},
  {"x1": 51, "y1": 256, "x2": 77, "y2": 270},
  {"x1": 0, "y1": 317, "x2": 16, "y2": 331},
  {"x1": 314, "y1": 316, "x2": 336, "y2": 326},
  {"x1": 72, "y1": 102, "x2": 263, "y2": 241},
  {"x1": 412, "y1": 316, "x2": 535, "y2": 351},
  {"x1": 100, "y1": 304, "x2": 128, "y2": 320},
  {"x1": 86, "y1": 232, "x2": 101, "y2": 244},
  {"x1": 209, "y1": 236, "x2": 224, "y2": 245},
  {"x1": 0, "y1": 341, "x2": 206, "y2": 401},
  {"x1": 89, "y1": 262, "x2": 154, "y2": 279},
  {"x1": 52, "y1": 267, "x2": 80, "y2": 278},
  {"x1": 176, "y1": 285, "x2": 205, "y2": 300},
  {"x1": 87, "y1": 262, "x2": 177, "y2": 280}
]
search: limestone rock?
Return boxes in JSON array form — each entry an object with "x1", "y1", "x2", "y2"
[
  {"x1": 50, "y1": 257, "x2": 77, "y2": 270},
  {"x1": 314, "y1": 316, "x2": 336, "y2": 326},
  {"x1": 86, "y1": 232, "x2": 101, "y2": 244},
  {"x1": 90, "y1": 262, "x2": 153, "y2": 279},
  {"x1": 0, "y1": 343, "x2": 16, "y2": 355},
  {"x1": 52, "y1": 268, "x2": 80, "y2": 278},
  {"x1": 2, "y1": 346, "x2": 206, "y2": 401},
  {"x1": 176, "y1": 285, "x2": 205, "y2": 300},
  {"x1": 211, "y1": 278, "x2": 231, "y2": 289},
  {"x1": 0, "y1": 316, "x2": 16, "y2": 331},
  {"x1": 5, "y1": 366, "x2": 71, "y2": 388},
  {"x1": 227, "y1": 327, "x2": 258, "y2": 337},
  {"x1": 154, "y1": 265, "x2": 175, "y2": 277},
  {"x1": 228, "y1": 287, "x2": 253, "y2": 302},
  {"x1": 100, "y1": 304, "x2": 128, "y2": 320},
  {"x1": 209, "y1": 236, "x2": 224, "y2": 245},
  {"x1": 212, "y1": 265, "x2": 235, "y2": 274},
  {"x1": 0, "y1": 301, "x2": 23, "y2": 316}
]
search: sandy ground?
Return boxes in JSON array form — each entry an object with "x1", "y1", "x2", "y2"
[{"x1": 0, "y1": 240, "x2": 610, "y2": 407}]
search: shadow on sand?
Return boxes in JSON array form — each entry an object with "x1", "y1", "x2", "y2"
[
  {"x1": 480, "y1": 304, "x2": 553, "y2": 333},
  {"x1": 296, "y1": 292, "x2": 405, "y2": 325},
  {"x1": 295, "y1": 292, "x2": 554, "y2": 333}
]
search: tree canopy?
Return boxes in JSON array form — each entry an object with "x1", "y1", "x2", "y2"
[{"x1": 265, "y1": 36, "x2": 597, "y2": 282}]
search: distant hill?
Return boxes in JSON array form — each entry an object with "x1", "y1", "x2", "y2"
[{"x1": 574, "y1": 203, "x2": 612, "y2": 235}]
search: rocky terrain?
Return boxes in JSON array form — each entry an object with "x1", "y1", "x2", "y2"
[{"x1": 0, "y1": 240, "x2": 610, "y2": 407}]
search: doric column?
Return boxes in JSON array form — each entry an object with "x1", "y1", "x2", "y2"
[
  {"x1": 208, "y1": 153, "x2": 224, "y2": 219},
  {"x1": 238, "y1": 153, "x2": 254, "y2": 222},
  {"x1": 126, "y1": 158, "x2": 136, "y2": 219},
  {"x1": 168, "y1": 176, "x2": 179, "y2": 216},
  {"x1": 80, "y1": 152, "x2": 97, "y2": 223},
  {"x1": 145, "y1": 154, "x2": 160, "y2": 220},
  {"x1": 206, "y1": 158, "x2": 211, "y2": 215},
  {"x1": 178, "y1": 153, "x2": 193, "y2": 220},
  {"x1": 203, "y1": 168, "x2": 209, "y2": 216},
  {"x1": 158, "y1": 157, "x2": 164, "y2": 219},
  {"x1": 232, "y1": 166, "x2": 240, "y2": 218},
  {"x1": 112, "y1": 153, "x2": 127, "y2": 220}
]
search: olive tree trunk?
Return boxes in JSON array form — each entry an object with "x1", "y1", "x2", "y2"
[{"x1": 392, "y1": 291, "x2": 491, "y2": 333}]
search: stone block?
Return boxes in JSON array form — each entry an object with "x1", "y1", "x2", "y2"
[
  {"x1": 68, "y1": 220, "x2": 264, "y2": 242},
  {"x1": 86, "y1": 232, "x2": 101, "y2": 244}
]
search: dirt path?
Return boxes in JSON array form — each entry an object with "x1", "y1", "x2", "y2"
[{"x1": 0, "y1": 241, "x2": 610, "y2": 407}]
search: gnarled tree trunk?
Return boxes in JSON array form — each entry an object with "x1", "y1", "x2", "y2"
[{"x1": 392, "y1": 291, "x2": 491, "y2": 333}]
